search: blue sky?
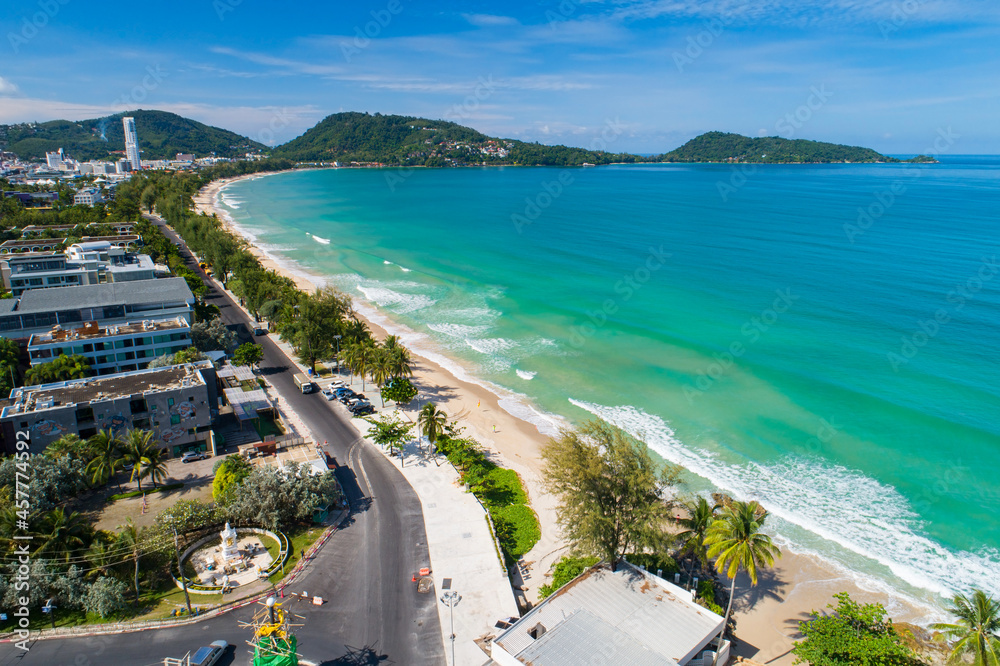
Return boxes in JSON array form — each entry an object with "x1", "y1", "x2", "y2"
[{"x1": 1, "y1": 0, "x2": 998, "y2": 153}]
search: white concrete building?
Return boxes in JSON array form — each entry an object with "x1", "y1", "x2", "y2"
[
  {"x1": 73, "y1": 188, "x2": 105, "y2": 206},
  {"x1": 123, "y1": 116, "x2": 140, "y2": 171},
  {"x1": 490, "y1": 562, "x2": 730, "y2": 666},
  {"x1": 28, "y1": 316, "x2": 192, "y2": 375}
]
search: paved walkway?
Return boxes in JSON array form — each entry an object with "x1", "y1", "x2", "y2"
[{"x1": 365, "y1": 431, "x2": 519, "y2": 666}]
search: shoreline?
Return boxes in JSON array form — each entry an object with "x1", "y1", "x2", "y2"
[{"x1": 195, "y1": 173, "x2": 939, "y2": 664}]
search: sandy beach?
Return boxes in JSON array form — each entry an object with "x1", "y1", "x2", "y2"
[{"x1": 196, "y1": 173, "x2": 935, "y2": 664}]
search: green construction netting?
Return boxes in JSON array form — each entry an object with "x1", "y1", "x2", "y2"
[{"x1": 253, "y1": 635, "x2": 298, "y2": 666}]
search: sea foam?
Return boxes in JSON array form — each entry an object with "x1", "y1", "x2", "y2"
[{"x1": 569, "y1": 398, "x2": 1000, "y2": 606}]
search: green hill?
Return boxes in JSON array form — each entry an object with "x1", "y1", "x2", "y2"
[
  {"x1": 660, "y1": 131, "x2": 899, "y2": 163},
  {"x1": 0, "y1": 110, "x2": 266, "y2": 161},
  {"x1": 272, "y1": 112, "x2": 639, "y2": 166}
]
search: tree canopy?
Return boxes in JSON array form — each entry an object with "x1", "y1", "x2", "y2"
[{"x1": 541, "y1": 419, "x2": 681, "y2": 570}]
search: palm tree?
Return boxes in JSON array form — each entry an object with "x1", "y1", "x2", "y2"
[
  {"x1": 371, "y1": 349, "x2": 393, "y2": 405},
  {"x1": 342, "y1": 341, "x2": 365, "y2": 388},
  {"x1": 931, "y1": 589, "x2": 1000, "y2": 666},
  {"x1": 86, "y1": 430, "x2": 123, "y2": 490},
  {"x1": 418, "y1": 402, "x2": 448, "y2": 450},
  {"x1": 117, "y1": 518, "x2": 143, "y2": 607},
  {"x1": 121, "y1": 429, "x2": 157, "y2": 493},
  {"x1": 675, "y1": 496, "x2": 719, "y2": 582},
  {"x1": 36, "y1": 508, "x2": 92, "y2": 562},
  {"x1": 704, "y1": 500, "x2": 781, "y2": 666},
  {"x1": 141, "y1": 446, "x2": 169, "y2": 489}
]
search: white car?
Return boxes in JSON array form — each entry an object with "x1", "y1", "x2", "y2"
[
  {"x1": 321, "y1": 386, "x2": 339, "y2": 401},
  {"x1": 190, "y1": 640, "x2": 228, "y2": 666}
]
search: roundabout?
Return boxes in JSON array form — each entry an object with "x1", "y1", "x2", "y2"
[{"x1": 175, "y1": 523, "x2": 291, "y2": 594}]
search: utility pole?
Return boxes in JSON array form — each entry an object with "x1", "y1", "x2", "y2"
[
  {"x1": 334, "y1": 335, "x2": 342, "y2": 377},
  {"x1": 172, "y1": 524, "x2": 193, "y2": 615}
]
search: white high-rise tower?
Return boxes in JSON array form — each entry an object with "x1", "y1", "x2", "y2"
[{"x1": 122, "y1": 116, "x2": 140, "y2": 171}]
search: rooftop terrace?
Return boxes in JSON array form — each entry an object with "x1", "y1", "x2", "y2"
[
  {"x1": 3, "y1": 361, "x2": 211, "y2": 416},
  {"x1": 28, "y1": 316, "x2": 189, "y2": 346}
]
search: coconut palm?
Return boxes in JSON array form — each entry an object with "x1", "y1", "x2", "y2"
[
  {"x1": 117, "y1": 518, "x2": 143, "y2": 607},
  {"x1": 370, "y1": 350, "x2": 393, "y2": 404},
  {"x1": 86, "y1": 429, "x2": 124, "y2": 490},
  {"x1": 36, "y1": 508, "x2": 92, "y2": 562},
  {"x1": 418, "y1": 402, "x2": 448, "y2": 450},
  {"x1": 675, "y1": 496, "x2": 719, "y2": 582},
  {"x1": 704, "y1": 500, "x2": 781, "y2": 666},
  {"x1": 931, "y1": 589, "x2": 1000, "y2": 666},
  {"x1": 121, "y1": 429, "x2": 157, "y2": 493},
  {"x1": 141, "y1": 445, "x2": 169, "y2": 489}
]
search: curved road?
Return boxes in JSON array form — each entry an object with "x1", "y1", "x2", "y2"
[{"x1": 0, "y1": 217, "x2": 445, "y2": 666}]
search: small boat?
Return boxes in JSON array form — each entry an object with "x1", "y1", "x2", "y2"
[{"x1": 581, "y1": 162, "x2": 595, "y2": 167}]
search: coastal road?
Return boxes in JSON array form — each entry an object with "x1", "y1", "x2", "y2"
[{"x1": 0, "y1": 217, "x2": 446, "y2": 665}]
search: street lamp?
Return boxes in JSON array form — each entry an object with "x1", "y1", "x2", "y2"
[
  {"x1": 333, "y1": 335, "x2": 342, "y2": 376},
  {"x1": 266, "y1": 596, "x2": 277, "y2": 624},
  {"x1": 440, "y1": 590, "x2": 461, "y2": 666}
]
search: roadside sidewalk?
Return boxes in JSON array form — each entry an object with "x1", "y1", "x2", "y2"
[{"x1": 364, "y1": 427, "x2": 519, "y2": 666}]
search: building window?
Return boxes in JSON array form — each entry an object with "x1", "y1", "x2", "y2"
[
  {"x1": 170, "y1": 414, "x2": 180, "y2": 425},
  {"x1": 129, "y1": 397, "x2": 148, "y2": 413},
  {"x1": 132, "y1": 418, "x2": 150, "y2": 430},
  {"x1": 167, "y1": 398, "x2": 174, "y2": 407},
  {"x1": 78, "y1": 427, "x2": 97, "y2": 439},
  {"x1": 75, "y1": 406, "x2": 94, "y2": 423}
]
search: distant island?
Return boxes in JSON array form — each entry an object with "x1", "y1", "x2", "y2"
[
  {"x1": 659, "y1": 131, "x2": 936, "y2": 164},
  {"x1": 0, "y1": 110, "x2": 937, "y2": 167}
]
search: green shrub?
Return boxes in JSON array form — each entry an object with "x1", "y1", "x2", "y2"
[
  {"x1": 539, "y1": 555, "x2": 600, "y2": 599},
  {"x1": 696, "y1": 579, "x2": 725, "y2": 615},
  {"x1": 623, "y1": 552, "x2": 680, "y2": 576},
  {"x1": 490, "y1": 504, "x2": 540, "y2": 566}
]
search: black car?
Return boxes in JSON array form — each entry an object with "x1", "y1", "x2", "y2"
[{"x1": 352, "y1": 405, "x2": 375, "y2": 416}]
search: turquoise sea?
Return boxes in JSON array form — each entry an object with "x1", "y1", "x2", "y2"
[{"x1": 219, "y1": 158, "x2": 999, "y2": 615}]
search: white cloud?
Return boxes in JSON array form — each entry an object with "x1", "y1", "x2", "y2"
[
  {"x1": 461, "y1": 13, "x2": 519, "y2": 27},
  {"x1": 0, "y1": 77, "x2": 18, "y2": 95}
]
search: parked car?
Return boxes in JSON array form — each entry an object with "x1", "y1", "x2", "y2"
[
  {"x1": 347, "y1": 398, "x2": 371, "y2": 412},
  {"x1": 253, "y1": 326, "x2": 267, "y2": 336},
  {"x1": 352, "y1": 404, "x2": 375, "y2": 416},
  {"x1": 180, "y1": 451, "x2": 209, "y2": 463},
  {"x1": 321, "y1": 386, "x2": 339, "y2": 401},
  {"x1": 190, "y1": 640, "x2": 229, "y2": 666}
]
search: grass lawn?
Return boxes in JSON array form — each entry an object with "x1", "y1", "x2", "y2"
[
  {"x1": 267, "y1": 525, "x2": 324, "y2": 585},
  {"x1": 252, "y1": 416, "x2": 284, "y2": 440}
]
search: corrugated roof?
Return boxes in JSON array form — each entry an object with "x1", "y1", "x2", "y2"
[
  {"x1": 494, "y1": 562, "x2": 724, "y2": 666},
  {"x1": 14, "y1": 277, "x2": 193, "y2": 313},
  {"x1": 515, "y1": 609, "x2": 668, "y2": 666}
]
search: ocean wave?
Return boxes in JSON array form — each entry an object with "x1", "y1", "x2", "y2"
[
  {"x1": 464, "y1": 337, "x2": 516, "y2": 355},
  {"x1": 427, "y1": 322, "x2": 492, "y2": 338},
  {"x1": 516, "y1": 369, "x2": 537, "y2": 380},
  {"x1": 355, "y1": 284, "x2": 436, "y2": 313},
  {"x1": 308, "y1": 233, "x2": 331, "y2": 245},
  {"x1": 569, "y1": 399, "x2": 1000, "y2": 605}
]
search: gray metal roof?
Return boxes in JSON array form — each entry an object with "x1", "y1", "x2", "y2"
[
  {"x1": 515, "y1": 609, "x2": 667, "y2": 666},
  {"x1": 494, "y1": 562, "x2": 724, "y2": 666},
  {"x1": 13, "y1": 277, "x2": 193, "y2": 313}
]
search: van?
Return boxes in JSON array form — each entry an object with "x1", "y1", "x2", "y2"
[{"x1": 293, "y1": 373, "x2": 314, "y2": 393}]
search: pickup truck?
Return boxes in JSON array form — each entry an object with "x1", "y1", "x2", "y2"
[{"x1": 293, "y1": 373, "x2": 314, "y2": 394}]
